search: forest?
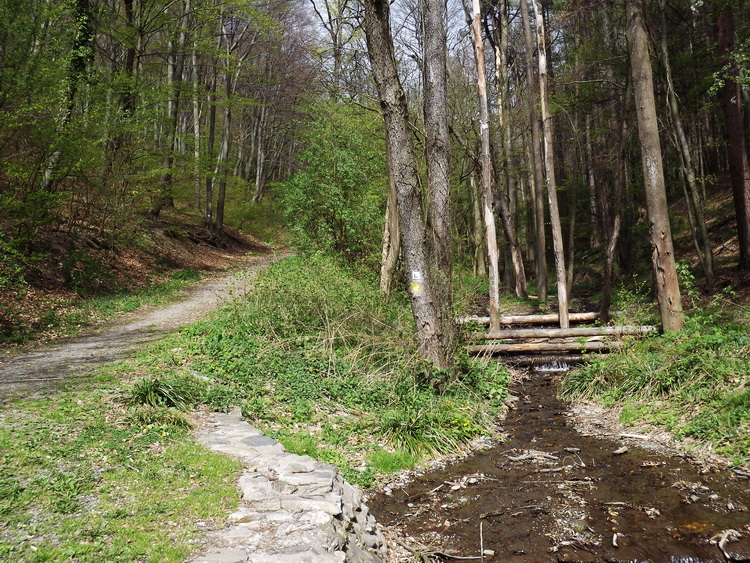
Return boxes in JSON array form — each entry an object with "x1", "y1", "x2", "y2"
[
  {"x1": 1, "y1": 0, "x2": 750, "y2": 560},
  {"x1": 1, "y1": 0, "x2": 749, "y2": 335}
]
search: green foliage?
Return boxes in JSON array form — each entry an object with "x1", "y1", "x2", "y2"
[
  {"x1": 0, "y1": 385, "x2": 240, "y2": 560},
  {"x1": 126, "y1": 405, "x2": 193, "y2": 429},
  {"x1": 143, "y1": 255, "x2": 509, "y2": 482},
  {"x1": 0, "y1": 233, "x2": 29, "y2": 298},
  {"x1": 125, "y1": 374, "x2": 207, "y2": 410},
  {"x1": 280, "y1": 101, "x2": 387, "y2": 264},
  {"x1": 368, "y1": 449, "x2": 417, "y2": 473},
  {"x1": 561, "y1": 301, "x2": 750, "y2": 465}
]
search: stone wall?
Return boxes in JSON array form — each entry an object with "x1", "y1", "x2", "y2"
[{"x1": 189, "y1": 410, "x2": 387, "y2": 563}]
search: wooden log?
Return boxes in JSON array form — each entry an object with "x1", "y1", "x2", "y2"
[
  {"x1": 466, "y1": 340, "x2": 622, "y2": 354},
  {"x1": 471, "y1": 325, "x2": 657, "y2": 340},
  {"x1": 456, "y1": 312, "x2": 600, "y2": 325},
  {"x1": 504, "y1": 354, "x2": 586, "y2": 366}
]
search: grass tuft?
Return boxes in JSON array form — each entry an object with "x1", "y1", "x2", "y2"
[{"x1": 561, "y1": 294, "x2": 750, "y2": 466}]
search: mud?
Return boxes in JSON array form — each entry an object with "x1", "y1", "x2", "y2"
[{"x1": 370, "y1": 366, "x2": 750, "y2": 562}]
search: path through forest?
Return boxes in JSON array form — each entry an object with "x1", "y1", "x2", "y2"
[{"x1": 0, "y1": 254, "x2": 277, "y2": 397}]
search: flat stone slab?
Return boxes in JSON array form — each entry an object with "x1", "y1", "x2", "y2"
[{"x1": 188, "y1": 409, "x2": 387, "y2": 562}]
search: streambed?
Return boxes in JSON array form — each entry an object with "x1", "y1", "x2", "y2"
[{"x1": 370, "y1": 366, "x2": 750, "y2": 562}]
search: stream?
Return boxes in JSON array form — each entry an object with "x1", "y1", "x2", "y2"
[{"x1": 369, "y1": 365, "x2": 750, "y2": 562}]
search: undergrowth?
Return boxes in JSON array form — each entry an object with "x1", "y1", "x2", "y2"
[
  {"x1": 131, "y1": 254, "x2": 510, "y2": 486},
  {"x1": 561, "y1": 288, "x2": 750, "y2": 466},
  {"x1": 0, "y1": 380, "x2": 240, "y2": 561}
]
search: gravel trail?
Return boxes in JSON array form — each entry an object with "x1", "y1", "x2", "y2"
[{"x1": 0, "y1": 254, "x2": 277, "y2": 397}]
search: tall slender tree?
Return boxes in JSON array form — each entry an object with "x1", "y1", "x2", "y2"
[
  {"x1": 626, "y1": 0, "x2": 683, "y2": 332},
  {"x1": 530, "y1": 0, "x2": 568, "y2": 328},
  {"x1": 467, "y1": 0, "x2": 502, "y2": 329},
  {"x1": 519, "y1": 0, "x2": 547, "y2": 301}
]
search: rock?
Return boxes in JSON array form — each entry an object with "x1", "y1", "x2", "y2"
[
  {"x1": 192, "y1": 548, "x2": 248, "y2": 563},
  {"x1": 189, "y1": 411, "x2": 387, "y2": 563}
]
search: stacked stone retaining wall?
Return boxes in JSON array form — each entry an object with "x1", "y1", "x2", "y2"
[{"x1": 189, "y1": 410, "x2": 387, "y2": 563}]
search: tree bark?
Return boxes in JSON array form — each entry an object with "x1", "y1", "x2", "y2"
[
  {"x1": 363, "y1": 0, "x2": 455, "y2": 368},
  {"x1": 204, "y1": 50, "x2": 218, "y2": 228},
  {"x1": 467, "y1": 341, "x2": 621, "y2": 354},
  {"x1": 379, "y1": 135, "x2": 401, "y2": 293},
  {"x1": 152, "y1": 12, "x2": 187, "y2": 218},
  {"x1": 457, "y1": 311, "x2": 599, "y2": 325},
  {"x1": 626, "y1": 0, "x2": 683, "y2": 332},
  {"x1": 470, "y1": 174, "x2": 486, "y2": 277},
  {"x1": 192, "y1": 33, "x2": 202, "y2": 210},
  {"x1": 422, "y1": 0, "x2": 457, "y2": 361},
  {"x1": 718, "y1": 6, "x2": 750, "y2": 270},
  {"x1": 530, "y1": 0, "x2": 568, "y2": 328},
  {"x1": 476, "y1": 325, "x2": 656, "y2": 340}
]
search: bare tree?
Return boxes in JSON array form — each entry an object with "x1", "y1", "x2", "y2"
[
  {"x1": 530, "y1": 0, "x2": 568, "y2": 328},
  {"x1": 519, "y1": 0, "x2": 547, "y2": 301},
  {"x1": 466, "y1": 0, "x2": 502, "y2": 329}
]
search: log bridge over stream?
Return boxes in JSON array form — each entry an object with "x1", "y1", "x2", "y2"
[{"x1": 460, "y1": 312, "x2": 658, "y2": 365}]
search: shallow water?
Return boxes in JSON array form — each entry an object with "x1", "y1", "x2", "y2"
[{"x1": 369, "y1": 367, "x2": 750, "y2": 562}]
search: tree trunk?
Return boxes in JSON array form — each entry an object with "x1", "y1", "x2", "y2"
[
  {"x1": 213, "y1": 70, "x2": 232, "y2": 232},
  {"x1": 192, "y1": 39, "x2": 201, "y2": 210},
  {"x1": 520, "y1": 0, "x2": 547, "y2": 301},
  {"x1": 659, "y1": 0, "x2": 714, "y2": 290},
  {"x1": 584, "y1": 116, "x2": 601, "y2": 249},
  {"x1": 422, "y1": 0, "x2": 456, "y2": 360},
  {"x1": 380, "y1": 135, "x2": 401, "y2": 293},
  {"x1": 470, "y1": 174, "x2": 486, "y2": 277},
  {"x1": 626, "y1": 0, "x2": 683, "y2": 332},
  {"x1": 600, "y1": 77, "x2": 630, "y2": 324},
  {"x1": 457, "y1": 311, "x2": 599, "y2": 325},
  {"x1": 718, "y1": 6, "x2": 750, "y2": 270},
  {"x1": 471, "y1": 1, "x2": 529, "y2": 299},
  {"x1": 467, "y1": 0, "x2": 502, "y2": 330},
  {"x1": 363, "y1": 0, "x2": 455, "y2": 369},
  {"x1": 530, "y1": 0, "x2": 568, "y2": 328},
  {"x1": 252, "y1": 101, "x2": 268, "y2": 202},
  {"x1": 204, "y1": 54, "x2": 218, "y2": 228},
  {"x1": 152, "y1": 22, "x2": 186, "y2": 218}
]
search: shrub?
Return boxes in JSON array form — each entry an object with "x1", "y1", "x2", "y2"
[{"x1": 280, "y1": 101, "x2": 386, "y2": 265}]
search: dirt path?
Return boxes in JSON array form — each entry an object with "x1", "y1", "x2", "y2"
[{"x1": 0, "y1": 254, "x2": 278, "y2": 398}]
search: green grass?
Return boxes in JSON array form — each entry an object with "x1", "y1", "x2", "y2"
[
  {"x1": 128, "y1": 254, "x2": 510, "y2": 485},
  {"x1": 561, "y1": 298, "x2": 750, "y2": 466},
  {"x1": 0, "y1": 381, "x2": 240, "y2": 561}
]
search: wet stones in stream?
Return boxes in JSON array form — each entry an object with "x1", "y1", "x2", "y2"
[{"x1": 369, "y1": 368, "x2": 750, "y2": 562}]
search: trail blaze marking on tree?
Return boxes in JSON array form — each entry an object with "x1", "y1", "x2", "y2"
[{"x1": 410, "y1": 270, "x2": 423, "y2": 295}]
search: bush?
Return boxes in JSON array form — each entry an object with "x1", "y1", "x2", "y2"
[
  {"x1": 280, "y1": 101, "x2": 387, "y2": 265},
  {"x1": 125, "y1": 375, "x2": 207, "y2": 410}
]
